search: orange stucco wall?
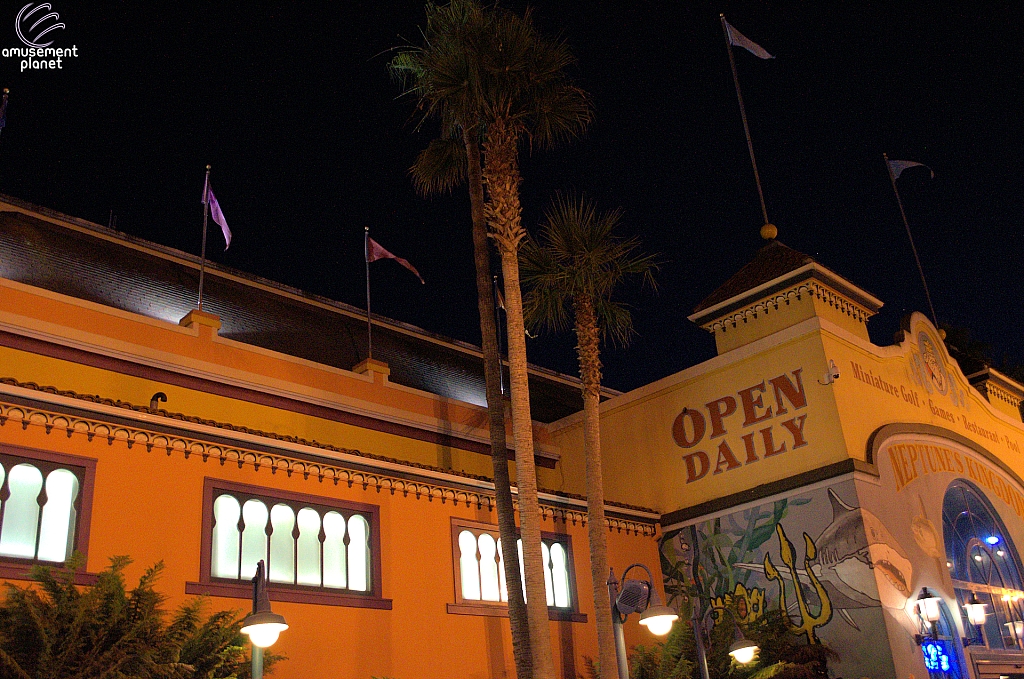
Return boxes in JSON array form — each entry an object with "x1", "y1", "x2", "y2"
[{"x1": 0, "y1": 273, "x2": 663, "y2": 679}]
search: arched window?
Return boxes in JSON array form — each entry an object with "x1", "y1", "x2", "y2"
[
  {"x1": 202, "y1": 483, "x2": 382, "y2": 602},
  {"x1": 451, "y1": 520, "x2": 577, "y2": 613},
  {"x1": 0, "y1": 452, "x2": 91, "y2": 567},
  {"x1": 943, "y1": 479, "x2": 1024, "y2": 650}
]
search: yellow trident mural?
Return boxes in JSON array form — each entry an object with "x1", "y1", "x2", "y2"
[{"x1": 764, "y1": 523, "x2": 833, "y2": 644}]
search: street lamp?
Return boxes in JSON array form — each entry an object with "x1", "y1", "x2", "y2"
[
  {"x1": 688, "y1": 526, "x2": 760, "y2": 679},
  {"x1": 240, "y1": 560, "x2": 288, "y2": 679},
  {"x1": 608, "y1": 563, "x2": 679, "y2": 679}
]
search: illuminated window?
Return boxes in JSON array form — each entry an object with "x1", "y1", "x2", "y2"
[
  {"x1": 449, "y1": 519, "x2": 583, "y2": 621},
  {"x1": 192, "y1": 479, "x2": 388, "y2": 609},
  {"x1": 0, "y1": 450, "x2": 91, "y2": 566},
  {"x1": 943, "y1": 479, "x2": 1024, "y2": 650}
]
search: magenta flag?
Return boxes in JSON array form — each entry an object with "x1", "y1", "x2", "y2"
[
  {"x1": 366, "y1": 236, "x2": 425, "y2": 284},
  {"x1": 888, "y1": 159, "x2": 934, "y2": 180},
  {"x1": 725, "y1": 20, "x2": 774, "y2": 59},
  {"x1": 202, "y1": 177, "x2": 232, "y2": 249}
]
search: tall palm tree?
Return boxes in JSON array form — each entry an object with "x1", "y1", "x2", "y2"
[
  {"x1": 521, "y1": 195, "x2": 657, "y2": 679},
  {"x1": 389, "y1": 3, "x2": 533, "y2": 676},
  {"x1": 393, "y1": 5, "x2": 590, "y2": 677},
  {"x1": 474, "y1": 10, "x2": 591, "y2": 679}
]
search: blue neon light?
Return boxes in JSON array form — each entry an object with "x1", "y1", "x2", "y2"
[
  {"x1": 922, "y1": 640, "x2": 951, "y2": 673},
  {"x1": 985, "y1": 536, "x2": 1001, "y2": 545}
]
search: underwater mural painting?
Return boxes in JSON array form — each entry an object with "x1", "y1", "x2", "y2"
[{"x1": 662, "y1": 480, "x2": 905, "y2": 679}]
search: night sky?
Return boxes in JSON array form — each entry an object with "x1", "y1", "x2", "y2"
[{"x1": 1, "y1": 2, "x2": 1022, "y2": 393}]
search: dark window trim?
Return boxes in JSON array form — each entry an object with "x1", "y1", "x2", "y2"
[
  {"x1": 188, "y1": 477, "x2": 391, "y2": 610},
  {"x1": 0, "y1": 444, "x2": 96, "y2": 577},
  {"x1": 447, "y1": 517, "x2": 587, "y2": 623}
]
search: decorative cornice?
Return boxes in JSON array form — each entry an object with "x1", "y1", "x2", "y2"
[
  {"x1": 0, "y1": 384, "x2": 658, "y2": 536},
  {"x1": 697, "y1": 279, "x2": 875, "y2": 335}
]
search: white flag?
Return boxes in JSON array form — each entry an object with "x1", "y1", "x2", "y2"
[{"x1": 725, "y1": 20, "x2": 774, "y2": 59}]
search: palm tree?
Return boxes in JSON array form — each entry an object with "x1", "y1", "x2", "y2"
[
  {"x1": 473, "y1": 10, "x2": 591, "y2": 679},
  {"x1": 521, "y1": 194, "x2": 657, "y2": 679},
  {"x1": 393, "y1": 5, "x2": 591, "y2": 677},
  {"x1": 389, "y1": 3, "x2": 533, "y2": 675}
]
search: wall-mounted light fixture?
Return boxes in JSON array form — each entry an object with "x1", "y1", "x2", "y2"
[
  {"x1": 914, "y1": 587, "x2": 942, "y2": 644},
  {"x1": 963, "y1": 592, "x2": 988, "y2": 627}
]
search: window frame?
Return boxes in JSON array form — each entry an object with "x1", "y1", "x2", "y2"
[
  {"x1": 0, "y1": 445, "x2": 96, "y2": 584},
  {"x1": 447, "y1": 517, "x2": 587, "y2": 623},
  {"x1": 187, "y1": 478, "x2": 391, "y2": 609}
]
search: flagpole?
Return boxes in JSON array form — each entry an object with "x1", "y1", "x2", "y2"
[
  {"x1": 720, "y1": 14, "x2": 770, "y2": 228},
  {"x1": 364, "y1": 226, "x2": 373, "y2": 361},
  {"x1": 884, "y1": 153, "x2": 938, "y2": 327},
  {"x1": 0, "y1": 88, "x2": 8, "y2": 145},
  {"x1": 198, "y1": 165, "x2": 211, "y2": 310}
]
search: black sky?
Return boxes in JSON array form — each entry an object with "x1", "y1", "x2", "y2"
[{"x1": 2, "y1": 1, "x2": 1022, "y2": 392}]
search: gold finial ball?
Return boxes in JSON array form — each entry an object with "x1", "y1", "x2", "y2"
[
  {"x1": 760, "y1": 223, "x2": 778, "y2": 240},
  {"x1": 205, "y1": 164, "x2": 211, "y2": 170},
  {"x1": 938, "y1": 328, "x2": 947, "y2": 340}
]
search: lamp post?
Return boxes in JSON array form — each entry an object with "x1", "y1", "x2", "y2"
[
  {"x1": 689, "y1": 525, "x2": 760, "y2": 679},
  {"x1": 240, "y1": 560, "x2": 288, "y2": 679},
  {"x1": 608, "y1": 563, "x2": 680, "y2": 679}
]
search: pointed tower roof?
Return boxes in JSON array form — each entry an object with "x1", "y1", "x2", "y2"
[
  {"x1": 688, "y1": 239, "x2": 883, "y2": 355},
  {"x1": 693, "y1": 240, "x2": 815, "y2": 314}
]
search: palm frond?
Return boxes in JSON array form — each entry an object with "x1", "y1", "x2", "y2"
[
  {"x1": 520, "y1": 193, "x2": 659, "y2": 348},
  {"x1": 411, "y1": 133, "x2": 469, "y2": 196}
]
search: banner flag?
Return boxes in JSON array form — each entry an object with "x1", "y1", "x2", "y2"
[
  {"x1": 202, "y1": 178, "x2": 232, "y2": 249},
  {"x1": 366, "y1": 236, "x2": 425, "y2": 284},
  {"x1": 888, "y1": 159, "x2": 934, "y2": 180},
  {"x1": 725, "y1": 20, "x2": 774, "y2": 59}
]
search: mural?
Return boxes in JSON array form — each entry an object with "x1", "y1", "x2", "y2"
[{"x1": 662, "y1": 481, "x2": 906, "y2": 679}]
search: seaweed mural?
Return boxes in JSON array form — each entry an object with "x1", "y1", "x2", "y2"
[
  {"x1": 661, "y1": 497, "x2": 809, "y2": 608},
  {"x1": 661, "y1": 486, "x2": 912, "y2": 642}
]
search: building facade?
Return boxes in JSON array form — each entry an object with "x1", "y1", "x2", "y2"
[{"x1": 1, "y1": 196, "x2": 1023, "y2": 679}]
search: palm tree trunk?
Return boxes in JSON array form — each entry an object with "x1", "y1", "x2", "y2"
[
  {"x1": 464, "y1": 125, "x2": 533, "y2": 679},
  {"x1": 484, "y1": 117, "x2": 557, "y2": 679},
  {"x1": 574, "y1": 296, "x2": 617, "y2": 679}
]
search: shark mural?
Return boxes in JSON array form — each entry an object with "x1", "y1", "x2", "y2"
[
  {"x1": 734, "y1": 488, "x2": 914, "y2": 629},
  {"x1": 661, "y1": 481, "x2": 908, "y2": 679}
]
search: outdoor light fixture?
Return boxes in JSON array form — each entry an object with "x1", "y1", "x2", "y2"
[
  {"x1": 728, "y1": 638, "x2": 760, "y2": 665},
  {"x1": 240, "y1": 561, "x2": 288, "y2": 679},
  {"x1": 964, "y1": 592, "x2": 988, "y2": 627},
  {"x1": 916, "y1": 588, "x2": 943, "y2": 624},
  {"x1": 986, "y1": 536, "x2": 1001, "y2": 545},
  {"x1": 608, "y1": 563, "x2": 680, "y2": 679},
  {"x1": 687, "y1": 526, "x2": 759, "y2": 679}
]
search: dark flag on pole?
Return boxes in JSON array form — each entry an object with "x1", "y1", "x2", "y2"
[
  {"x1": 887, "y1": 159, "x2": 934, "y2": 180},
  {"x1": 366, "y1": 236, "x2": 425, "y2": 284},
  {"x1": 724, "y1": 19, "x2": 774, "y2": 59}
]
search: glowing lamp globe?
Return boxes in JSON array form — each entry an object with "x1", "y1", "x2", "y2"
[
  {"x1": 964, "y1": 593, "x2": 988, "y2": 627},
  {"x1": 639, "y1": 604, "x2": 679, "y2": 636},
  {"x1": 241, "y1": 611, "x2": 289, "y2": 648},
  {"x1": 916, "y1": 588, "x2": 942, "y2": 623},
  {"x1": 728, "y1": 638, "x2": 760, "y2": 665}
]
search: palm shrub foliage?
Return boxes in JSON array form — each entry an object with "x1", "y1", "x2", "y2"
[
  {"x1": 0, "y1": 555, "x2": 282, "y2": 679},
  {"x1": 602, "y1": 603, "x2": 836, "y2": 679}
]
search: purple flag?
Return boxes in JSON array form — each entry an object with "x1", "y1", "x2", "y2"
[
  {"x1": 888, "y1": 159, "x2": 934, "y2": 180},
  {"x1": 202, "y1": 177, "x2": 232, "y2": 249},
  {"x1": 725, "y1": 20, "x2": 774, "y2": 59}
]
